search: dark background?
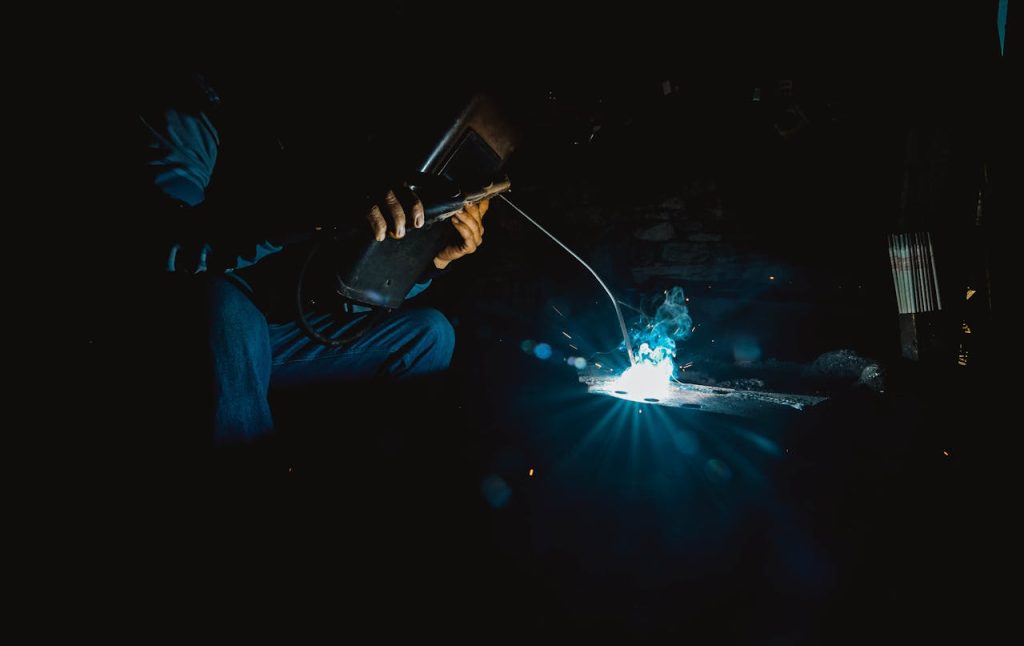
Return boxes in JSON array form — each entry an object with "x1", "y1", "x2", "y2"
[{"x1": 60, "y1": 1, "x2": 1014, "y2": 641}]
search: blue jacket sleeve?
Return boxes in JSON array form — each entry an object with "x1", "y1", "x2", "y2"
[{"x1": 139, "y1": 108, "x2": 219, "y2": 207}]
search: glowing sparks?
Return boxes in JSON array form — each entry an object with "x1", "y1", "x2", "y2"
[
  {"x1": 562, "y1": 331, "x2": 573, "y2": 339},
  {"x1": 966, "y1": 289, "x2": 976, "y2": 300},
  {"x1": 943, "y1": 450, "x2": 950, "y2": 457},
  {"x1": 529, "y1": 468, "x2": 535, "y2": 476}
]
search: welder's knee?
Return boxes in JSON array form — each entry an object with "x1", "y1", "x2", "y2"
[{"x1": 406, "y1": 308, "x2": 455, "y2": 373}]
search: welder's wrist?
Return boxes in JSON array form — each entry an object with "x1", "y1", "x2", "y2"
[{"x1": 418, "y1": 264, "x2": 450, "y2": 283}]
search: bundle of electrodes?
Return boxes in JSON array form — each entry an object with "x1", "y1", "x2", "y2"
[{"x1": 887, "y1": 232, "x2": 942, "y2": 314}]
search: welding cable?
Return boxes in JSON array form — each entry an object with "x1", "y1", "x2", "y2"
[
  {"x1": 296, "y1": 237, "x2": 387, "y2": 347},
  {"x1": 498, "y1": 194, "x2": 636, "y2": 365}
]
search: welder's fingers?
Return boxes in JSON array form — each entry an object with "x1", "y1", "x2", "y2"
[
  {"x1": 394, "y1": 184, "x2": 425, "y2": 228},
  {"x1": 473, "y1": 198, "x2": 491, "y2": 220},
  {"x1": 383, "y1": 189, "x2": 406, "y2": 239},
  {"x1": 464, "y1": 206, "x2": 485, "y2": 243},
  {"x1": 433, "y1": 207, "x2": 486, "y2": 269},
  {"x1": 452, "y1": 212, "x2": 483, "y2": 249},
  {"x1": 367, "y1": 204, "x2": 387, "y2": 242},
  {"x1": 460, "y1": 200, "x2": 486, "y2": 227},
  {"x1": 412, "y1": 198, "x2": 424, "y2": 229}
]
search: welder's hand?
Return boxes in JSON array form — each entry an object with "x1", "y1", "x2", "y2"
[
  {"x1": 434, "y1": 199, "x2": 488, "y2": 270},
  {"x1": 366, "y1": 186, "x2": 425, "y2": 241}
]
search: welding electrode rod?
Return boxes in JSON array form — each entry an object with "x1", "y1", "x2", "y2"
[{"x1": 499, "y1": 195, "x2": 636, "y2": 365}]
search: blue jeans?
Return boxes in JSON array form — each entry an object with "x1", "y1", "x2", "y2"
[{"x1": 207, "y1": 276, "x2": 455, "y2": 446}]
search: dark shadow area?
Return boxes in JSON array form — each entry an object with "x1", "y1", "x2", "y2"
[{"x1": 59, "y1": 2, "x2": 1013, "y2": 641}]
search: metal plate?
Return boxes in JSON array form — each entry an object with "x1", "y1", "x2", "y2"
[{"x1": 581, "y1": 374, "x2": 827, "y2": 417}]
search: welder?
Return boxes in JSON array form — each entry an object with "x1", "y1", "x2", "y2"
[{"x1": 134, "y1": 69, "x2": 490, "y2": 446}]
